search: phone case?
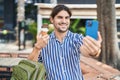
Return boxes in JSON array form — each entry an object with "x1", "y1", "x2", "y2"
[{"x1": 85, "y1": 20, "x2": 98, "y2": 40}]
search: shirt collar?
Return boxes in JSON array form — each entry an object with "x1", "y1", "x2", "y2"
[{"x1": 50, "y1": 30, "x2": 71, "y2": 39}]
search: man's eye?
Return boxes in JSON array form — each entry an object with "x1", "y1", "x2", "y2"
[
  {"x1": 58, "y1": 16, "x2": 62, "y2": 19},
  {"x1": 66, "y1": 17, "x2": 70, "y2": 19}
]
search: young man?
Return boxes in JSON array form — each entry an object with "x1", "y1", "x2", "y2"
[{"x1": 28, "y1": 5, "x2": 102, "y2": 80}]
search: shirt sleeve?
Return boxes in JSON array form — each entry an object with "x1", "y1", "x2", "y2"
[
  {"x1": 73, "y1": 33, "x2": 84, "y2": 55},
  {"x1": 74, "y1": 33, "x2": 84, "y2": 48}
]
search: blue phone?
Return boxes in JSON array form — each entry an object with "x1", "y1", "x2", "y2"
[{"x1": 85, "y1": 20, "x2": 98, "y2": 40}]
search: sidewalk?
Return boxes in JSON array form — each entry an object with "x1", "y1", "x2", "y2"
[
  {"x1": 0, "y1": 41, "x2": 120, "y2": 80},
  {"x1": 0, "y1": 41, "x2": 33, "y2": 55}
]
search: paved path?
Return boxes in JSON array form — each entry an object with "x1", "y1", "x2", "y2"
[
  {"x1": 0, "y1": 41, "x2": 33, "y2": 54},
  {"x1": 0, "y1": 41, "x2": 120, "y2": 80}
]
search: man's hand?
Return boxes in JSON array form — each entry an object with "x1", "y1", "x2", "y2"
[
  {"x1": 80, "y1": 32, "x2": 102, "y2": 58},
  {"x1": 27, "y1": 31, "x2": 49, "y2": 61},
  {"x1": 34, "y1": 32, "x2": 49, "y2": 50}
]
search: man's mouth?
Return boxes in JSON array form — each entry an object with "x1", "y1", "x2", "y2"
[{"x1": 59, "y1": 23, "x2": 67, "y2": 26}]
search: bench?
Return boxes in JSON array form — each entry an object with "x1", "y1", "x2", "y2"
[{"x1": 81, "y1": 56, "x2": 120, "y2": 80}]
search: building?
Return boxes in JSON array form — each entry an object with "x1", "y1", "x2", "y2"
[{"x1": 0, "y1": 0, "x2": 120, "y2": 41}]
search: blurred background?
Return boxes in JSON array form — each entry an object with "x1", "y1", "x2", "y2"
[{"x1": 0, "y1": 0, "x2": 120, "y2": 80}]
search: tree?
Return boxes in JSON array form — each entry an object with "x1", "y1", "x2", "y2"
[{"x1": 96, "y1": 0, "x2": 120, "y2": 69}]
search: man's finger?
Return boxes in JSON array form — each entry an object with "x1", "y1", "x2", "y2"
[{"x1": 98, "y1": 31, "x2": 102, "y2": 43}]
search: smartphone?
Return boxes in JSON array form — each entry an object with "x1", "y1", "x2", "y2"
[{"x1": 85, "y1": 20, "x2": 98, "y2": 40}]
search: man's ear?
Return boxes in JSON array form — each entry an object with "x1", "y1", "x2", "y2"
[{"x1": 50, "y1": 17, "x2": 53, "y2": 23}]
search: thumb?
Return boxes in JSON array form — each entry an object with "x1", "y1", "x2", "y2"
[{"x1": 98, "y1": 31, "x2": 102, "y2": 43}]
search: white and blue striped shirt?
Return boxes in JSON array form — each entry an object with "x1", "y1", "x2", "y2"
[{"x1": 38, "y1": 30, "x2": 84, "y2": 80}]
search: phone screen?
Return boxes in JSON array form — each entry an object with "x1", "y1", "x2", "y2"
[{"x1": 85, "y1": 20, "x2": 98, "y2": 40}]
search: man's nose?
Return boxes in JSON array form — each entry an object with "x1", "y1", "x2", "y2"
[{"x1": 62, "y1": 18, "x2": 66, "y2": 23}]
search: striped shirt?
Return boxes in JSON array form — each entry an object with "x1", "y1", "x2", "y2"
[{"x1": 38, "y1": 30, "x2": 84, "y2": 80}]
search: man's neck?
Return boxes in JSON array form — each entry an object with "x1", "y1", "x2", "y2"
[{"x1": 54, "y1": 30, "x2": 68, "y2": 43}]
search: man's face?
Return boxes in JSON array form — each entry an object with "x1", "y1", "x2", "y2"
[{"x1": 50, "y1": 10, "x2": 70, "y2": 33}]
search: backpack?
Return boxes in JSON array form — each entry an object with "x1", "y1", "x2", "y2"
[{"x1": 10, "y1": 60, "x2": 46, "y2": 80}]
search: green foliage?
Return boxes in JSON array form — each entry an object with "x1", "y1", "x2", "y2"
[
  {"x1": 70, "y1": 19, "x2": 80, "y2": 32},
  {"x1": 28, "y1": 22, "x2": 37, "y2": 43},
  {"x1": 43, "y1": 19, "x2": 50, "y2": 24},
  {"x1": 78, "y1": 26, "x2": 85, "y2": 36},
  {"x1": 69, "y1": 19, "x2": 85, "y2": 35}
]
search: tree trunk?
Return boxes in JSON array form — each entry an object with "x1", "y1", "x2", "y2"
[
  {"x1": 96, "y1": 0, "x2": 120, "y2": 68},
  {"x1": 96, "y1": 0, "x2": 107, "y2": 63}
]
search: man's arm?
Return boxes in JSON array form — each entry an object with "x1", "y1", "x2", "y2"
[
  {"x1": 27, "y1": 33, "x2": 49, "y2": 61},
  {"x1": 80, "y1": 32, "x2": 102, "y2": 58},
  {"x1": 27, "y1": 43, "x2": 42, "y2": 61}
]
